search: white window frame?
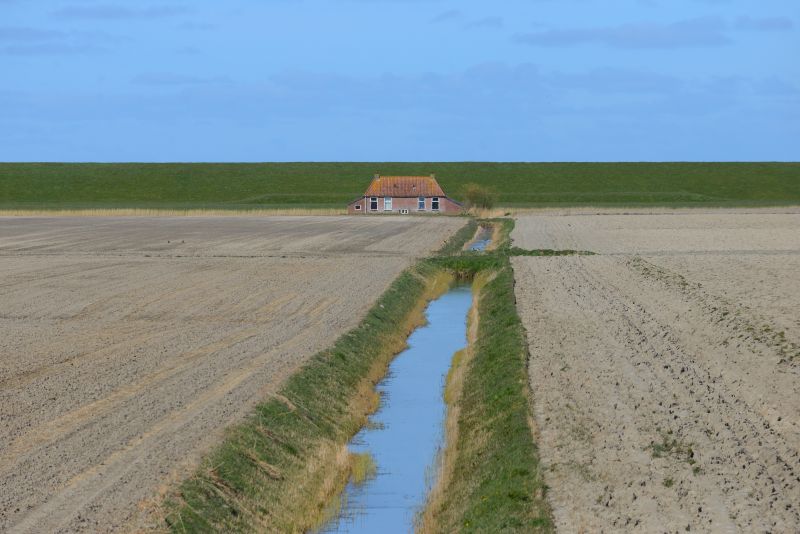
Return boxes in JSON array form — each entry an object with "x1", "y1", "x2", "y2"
[
  {"x1": 418, "y1": 197, "x2": 425, "y2": 210},
  {"x1": 370, "y1": 197, "x2": 378, "y2": 211},
  {"x1": 354, "y1": 204, "x2": 361, "y2": 210},
  {"x1": 432, "y1": 197, "x2": 440, "y2": 211},
  {"x1": 384, "y1": 197, "x2": 393, "y2": 211}
]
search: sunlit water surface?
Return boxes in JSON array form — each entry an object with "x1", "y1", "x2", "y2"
[
  {"x1": 468, "y1": 227, "x2": 493, "y2": 251},
  {"x1": 319, "y1": 285, "x2": 472, "y2": 534}
]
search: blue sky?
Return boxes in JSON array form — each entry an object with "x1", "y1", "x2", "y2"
[{"x1": 1, "y1": 0, "x2": 797, "y2": 161}]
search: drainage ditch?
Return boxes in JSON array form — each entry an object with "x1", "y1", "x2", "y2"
[
  {"x1": 467, "y1": 226, "x2": 493, "y2": 251},
  {"x1": 319, "y1": 284, "x2": 473, "y2": 533}
]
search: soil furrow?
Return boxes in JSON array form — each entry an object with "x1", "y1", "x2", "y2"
[
  {"x1": 0, "y1": 216, "x2": 464, "y2": 532},
  {"x1": 512, "y1": 211, "x2": 800, "y2": 533}
]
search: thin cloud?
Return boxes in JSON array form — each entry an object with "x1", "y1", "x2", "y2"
[
  {"x1": 466, "y1": 16, "x2": 504, "y2": 30},
  {"x1": 513, "y1": 17, "x2": 731, "y2": 49},
  {"x1": 0, "y1": 27, "x2": 64, "y2": 41},
  {"x1": 754, "y1": 76, "x2": 800, "y2": 96},
  {"x1": 53, "y1": 5, "x2": 190, "y2": 20},
  {"x1": 132, "y1": 72, "x2": 230, "y2": 86},
  {"x1": 430, "y1": 10, "x2": 461, "y2": 24},
  {"x1": 0, "y1": 26, "x2": 119, "y2": 55},
  {"x1": 177, "y1": 21, "x2": 218, "y2": 31},
  {"x1": 550, "y1": 67, "x2": 685, "y2": 94},
  {"x1": 176, "y1": 46, "x2": 202, "y2": 55},
  {"x1": 735, "y1": 16, "x2": 793, "y2": 32},
  {"x1": 1, "y1": 43, "x2": 106, "y2": 56}
]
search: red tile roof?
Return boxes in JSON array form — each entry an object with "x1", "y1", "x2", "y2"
[{"x1": 363, "y1": 175, "x2": 446, "y2": 198}]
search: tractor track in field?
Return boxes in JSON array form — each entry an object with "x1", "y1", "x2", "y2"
[{"x1": 512, "y1": 211, "x2": 800, "y2": 533}]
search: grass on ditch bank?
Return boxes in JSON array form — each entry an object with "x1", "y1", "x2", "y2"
[
  {"x1": 162, "y1": 261, "x2": 455, "y2": 533},
  {"x1": 2, "y1": 162, "x2": 799, "y2": 210},
  {"x1": 419, "y1": 219, "x2": 554, "y2": 532},
  {"x1": 422, "y1": 262, "x2": 552, "y2": 532},
  {"x1": 161, "y1": 217, "x2": 564, "y2": 532},
  {"x1": 438, "y1": 217, "x2": 478, "y2": 256},
  {"x1": 508, "y1": 246, "x2": 596, "y2": 256}
]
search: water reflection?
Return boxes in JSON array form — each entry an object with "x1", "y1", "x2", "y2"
[
  {"x1": 468, "y1": 227, "x2": 493, "y2": 251},
  {"x1": 319, "y1": 285, "x2": 472, "y2": 534}
]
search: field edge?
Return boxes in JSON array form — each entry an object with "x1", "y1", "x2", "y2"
[
  {"x1": 420, "y1": 220, "x2": 554, "y2": 532},
  {"x1": 156, "y1": 222, "x2": 474, "y2": 532}
]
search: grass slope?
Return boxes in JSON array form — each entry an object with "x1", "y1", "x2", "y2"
[
  {"x1": 164, "y1": 261, "x2": 451, "y2": 532},
  {"x1": 161, "y1": 218, "x2": 562, "y2": 533},
  {"x1": 421, "y1": 219, "x2": 557, "y2": 532},
  {"x1": 2, "y1": 162, "x2": 799, "y2": 209},
  {"x1": 162, "y1": 227, "x2": 474, "y2": 532},
  {"x1": 422, "y1": 263, "x2": 553, "y2": 532}
]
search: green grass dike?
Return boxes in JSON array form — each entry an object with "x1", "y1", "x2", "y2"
[
  {"x1": 2, "y1": 162, "x2": 799, "y2": 210},
  {"x1": 161, "y1": 218, "x2": 585, "y2": 532}
]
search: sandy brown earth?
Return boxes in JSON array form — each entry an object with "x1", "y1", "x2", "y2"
[
  {"x1": 0, "y1": 216, "x2": 463, "y2": 533},
  {"x1": 512, "y1": 211, "x2": 800, "y2": 533},
  {"x1": 511, "y1": 209, "x2": 800, "y2": 255}
]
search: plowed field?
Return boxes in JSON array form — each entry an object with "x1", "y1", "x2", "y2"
[
  {"x1": 0, "y1": 216, "x2": 463, "y2": 533},
  {"x1": 513, "y1": 210, "x2": 800, "y2": 532}
]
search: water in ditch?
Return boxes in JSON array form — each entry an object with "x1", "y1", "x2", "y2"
[
  {"x1": 319, "y1": 284, "x2": 472, "y2": 534},
  {"x1": 468, "y1": 226, "x2": 493, "y2": 251}
]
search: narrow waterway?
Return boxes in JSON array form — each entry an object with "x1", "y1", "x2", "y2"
[
  {"x1": 320, "y1": 285, "x2": 472, "y2": 534},
  {"x1": 468, "y1": 226, "x2": 493, "y2": 251}
]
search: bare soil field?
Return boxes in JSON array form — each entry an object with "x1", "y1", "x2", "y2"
[
  {"x1": 512, "y1": 210, "x2": 800, "y2": 533},
  {"x1": 0, "y1": 216, "x2": 463, "y2": 533},
  {"x1": 512, "y1": 209, "x2": 800, "y2": 255}
]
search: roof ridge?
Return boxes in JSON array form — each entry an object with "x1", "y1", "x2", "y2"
[{"x1": 364, "y1": 174, "x2": 445, "y2": 197}]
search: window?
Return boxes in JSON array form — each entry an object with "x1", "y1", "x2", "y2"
[
  {"x1": 432, "y1": 197, "x2": 440, "y2": 211},
  {"x1": 384, "y1": 197, "x2": 393, "y2": 211},
  {"x1": 355, "y1": 204, "x2": 361, "y2": 210},
  {"x1": 370, "y1": 197, "x2": 378, "y2": 211},
  {"x1": 418, "y1": 197, "x2": 425, "y2": 210}
]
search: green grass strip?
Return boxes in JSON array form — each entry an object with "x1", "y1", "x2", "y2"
[
  {"x1": 437, "y1": 217, "x2": 478, "y2": 256},
  {"x1": 421, "y1": 220, "x2": 553, "y2": 532},
  {"x1": 163, "y1": 217, "x2": 558, "y2": 532},
  {"x1": 164, "y1": 262, "x2": 445, "y2": 532},
  {"x1": 507, "y1": 246, "x2": 596, "y2": 256},
  {"x1": 2, "y1": 162, "x2": 800, "y2": 209},
  {"x1": 163, "y1": 224, "x2": 477, "y2": 532},
  {"x1": 437, "y1": 265, "x2": 552, "y2": 532}
]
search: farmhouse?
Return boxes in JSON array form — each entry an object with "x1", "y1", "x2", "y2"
[{"x1": 347, "y1": 174, "x2": 463, "y2": 215}]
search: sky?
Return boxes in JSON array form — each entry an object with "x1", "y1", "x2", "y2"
[{"x1": 0, "y1": 0, "x2": 798, "y2": 161}]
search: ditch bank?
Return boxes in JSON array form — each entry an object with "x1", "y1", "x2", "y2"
[
  {"x1": 319, "y1": 284, "x2": 473, "y2": 533},
  {"x1": 162, "y1": 260, "x2": 455, "y2": 533},
  {"x1": 162, "y1": 218, "x2": 564, "y2": 533},
  {"x1": 420, "y1": 253, "x2": 553, "y2": 532}
]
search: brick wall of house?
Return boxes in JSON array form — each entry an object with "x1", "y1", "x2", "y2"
[{"x1": 347, "y1": 196, "x2": 462, "y2": 215}]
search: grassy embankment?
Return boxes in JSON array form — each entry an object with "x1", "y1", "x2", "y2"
[
  {"x1": 419, "y1": 219, "x2": 591, "y2": 532},
  {"x1": 161, "y1": 224, "x2": 477, "y2": 532},
  {"x1": 162, "y1": 261, "x2": 455, "y2": 532},
  {"x1": 162, "y1": 218, "x2": 589, "y2": 532},
  {"x1": 2, "y1": 162, "x2": 799, "y2": 211}
]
